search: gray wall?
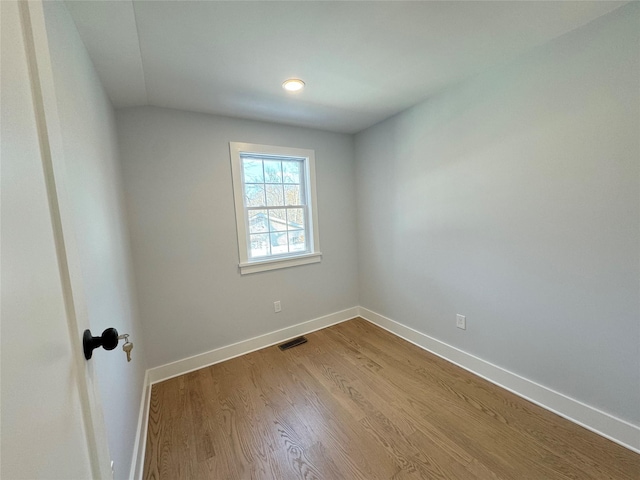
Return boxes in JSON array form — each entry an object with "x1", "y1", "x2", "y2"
[
  {"x1": 355, "y1": 3, "x2": 639, "y2": 424},
  {"x1": 117, "y1": 107, "x2": 359, "y2": 368},
  {"x1": 43, "y1": 3, "x2": 148, "y2": 478}
]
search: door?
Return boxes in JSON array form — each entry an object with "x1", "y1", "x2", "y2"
[{"x1": 1, "y1": 1, "x2": 112, "y2": 478}]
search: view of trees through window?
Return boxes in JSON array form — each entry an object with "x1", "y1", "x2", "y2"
[{"x1": 242, "y1": 155, "x2": 307, "y2": 258}]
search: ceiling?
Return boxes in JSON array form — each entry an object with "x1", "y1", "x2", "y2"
[{"x1": 65, "y1": 1, "x2": 626, "y2": 134}]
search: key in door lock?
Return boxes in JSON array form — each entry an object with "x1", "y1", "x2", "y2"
[{"x1": 83, "y1": 328, "x2": 133, "y2": 361}]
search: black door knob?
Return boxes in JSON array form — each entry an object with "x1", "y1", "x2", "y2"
[{"x1": 83, "y1": 328, "x2": 119, "y2": 360}]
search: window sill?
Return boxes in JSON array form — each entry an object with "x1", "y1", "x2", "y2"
[{"x1": 239, "y1": 252, "x2": 322, "y2": 275}]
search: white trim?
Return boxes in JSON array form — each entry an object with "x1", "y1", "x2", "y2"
[
  {"x1": 129, "y1": 371, "x2": 150, "y2": 480},
  {"x1": 133, "y1": 308, "x2": 356, "y2": 477},
  {"x1": 239, "y1": 251, "x2": 322, "y2": 274},
  {"x1": 358, "y1": 306, "x2": 640, "y2": 454},
  {"x1": 131, "y1": 305, "x2": 639, "y2": 477},
  {"x1": 229, "y1": 142, "x2": 321, "y2": 275},
  {"x1": 146, "y1": 307, "x2": 358, "y2": 385}
]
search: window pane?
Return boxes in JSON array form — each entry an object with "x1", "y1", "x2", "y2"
[
  {"x1": 287, "y1": 208, "x2": 305, "y2": 228},
  {"x1": 288, "y1": 230, "x2": 306, "y2": 252},
  {"x1": 248, "y1": 209, "x2": 268, "y2": 233},
  {"x1": 268, "y1": 209, "x2": 287, "y2": 231},
  {"x1": 270, "y1": 232, "x2": 288, "y2": 254},
  {"x1": 242, "y1": 159, "x2": 264, "y2": 183},
  {"x1": 263, "y1": 160, "x2": 282, "y2": 183},
  {"x1": 284, "y1": 185, "x2": 301, "y2": 206},
  {"x1": 245, "y1": 184, "x2": 266, "y2": 207},
  {"x1": 266, "y1": 184, "x2": 284, "y2": 206},
  {"x1": 282, "y1": 161, "x2": 300, "y2": 184},
  {"x1": 249, "y1": 233, "x2": 270, "y2": 258}
]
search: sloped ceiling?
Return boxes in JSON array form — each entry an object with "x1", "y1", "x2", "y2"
[{"x1": 66, "y1": 1, "x2": 627, "y2": 133}]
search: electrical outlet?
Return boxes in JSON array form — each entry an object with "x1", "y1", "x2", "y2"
[
  {"x1": 456, "y1": 314, "x2": 466, "y2": 330},
  {"x1": 274, "y1": 301, "x2": 281, "y2": 313}
]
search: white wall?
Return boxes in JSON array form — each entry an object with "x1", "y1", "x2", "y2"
[
  {"x1": 42, "y1": 3, "x2": 148, "y2": 478},
  {"x1": 355, "y1": 3, "x2": 639, "y2": 426},
  {"x1": 117, "y1": 107, "x2": 359, "y2": 368}
]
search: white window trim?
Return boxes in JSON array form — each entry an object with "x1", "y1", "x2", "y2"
[{"x1": 229, "y1": 142, "x2": 322, "y2": 274}]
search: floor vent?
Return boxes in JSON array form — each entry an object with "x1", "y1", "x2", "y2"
[{"x1": 278, "y1": 336, "x2": 308, "y2": 351}]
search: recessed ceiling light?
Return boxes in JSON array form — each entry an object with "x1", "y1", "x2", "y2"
[{"x1": 282, "y1": 78, "x2": 305, "y2": 92}]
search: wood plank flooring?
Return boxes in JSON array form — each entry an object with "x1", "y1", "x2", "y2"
[{"x1": 144, "y1": 318, "x2": 640, "y2": 479}]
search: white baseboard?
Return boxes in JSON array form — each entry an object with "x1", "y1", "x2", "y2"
[
  {"x1": 131, "y1": 304, "x2": 638, "y2": 478},
  {"x1": 358, "y1": 306, "x2": 640, "y2": 454},
  {"x1": 131, "y1": 307, "x2": 358, "y2": 478},
  {"x1": 146, "y1": 307, "x2": 359, "y2": 385},
  {"x1": 129, "y1": 370, "x2": 150, "y2": 480}
]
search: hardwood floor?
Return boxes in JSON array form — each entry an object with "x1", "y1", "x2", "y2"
[{"x1": 144, "y1": 318, "x2": 640, "y2": 479}]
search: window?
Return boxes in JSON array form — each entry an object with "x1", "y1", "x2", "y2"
[{"x1": 230, "y1": 142, "x2": 321, "y2": 274}]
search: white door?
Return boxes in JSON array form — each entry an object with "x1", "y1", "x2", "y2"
[{"x1": 1, "y1": 1, "x2": 111, "y2": 478}]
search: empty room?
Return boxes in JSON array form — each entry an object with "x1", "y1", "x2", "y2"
[{"x1": 2, "y1": 1, "x2": 639, "y2": 479}]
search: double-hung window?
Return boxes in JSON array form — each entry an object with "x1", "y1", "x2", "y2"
[{"x1": 230, "y1": 142, "x2": 321, "y2": 274}]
